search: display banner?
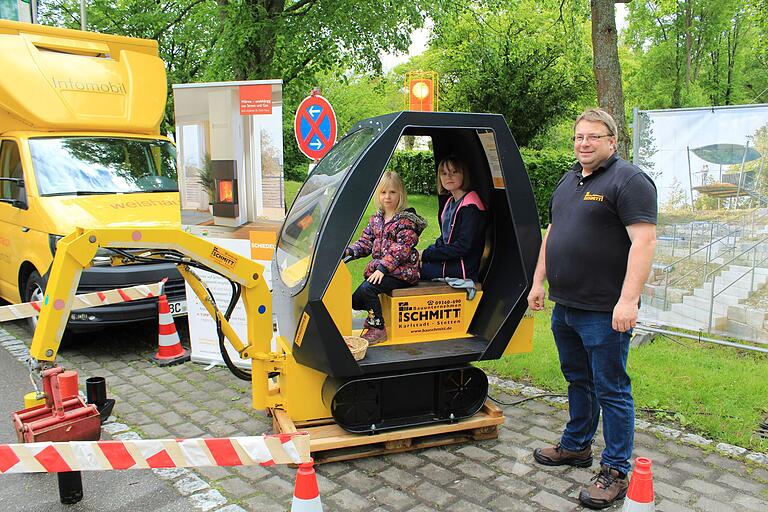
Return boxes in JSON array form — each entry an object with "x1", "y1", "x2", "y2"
[
  {"x1": 239, "y1": 84, "x2": 272, "y2": 115},
  {"x1": 186, "y1": 237, "x2": 273, "y2": 368},
  {"x1": 634, "y1": 104, "x2": 768, "y2": 343},
  {"x1": 634, "y1": 104, "x2": 768, "y2": 206}
]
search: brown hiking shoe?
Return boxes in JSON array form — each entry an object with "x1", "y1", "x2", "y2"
[
  {"x1": 578, "y1": 465, "x2": 628, "y2": 509},
  {"x1": 361, "y1": 326, "x2": 387, "y2": 345},
  {"x1": 533, "y1": 442, "x2": 593, "y2": 467}
]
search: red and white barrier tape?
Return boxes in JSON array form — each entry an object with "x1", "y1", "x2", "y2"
[
  {"x1": 0, "y1": 280, "x2": 166, "y2": 323},
  {"x1": 0, "y1": 433, "x2": 310, "y2": 474}
]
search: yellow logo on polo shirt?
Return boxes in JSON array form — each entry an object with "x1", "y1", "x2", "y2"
[{"x1": 583, "y1": 191, "x2": 604, "y2": 202}]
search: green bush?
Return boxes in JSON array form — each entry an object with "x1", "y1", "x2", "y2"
[
  {"x1": 386, "y1": 150, "x2": 436, "y2": 195},
  {"x1": 521, "y1": 148, "x2": 574, "y2": 225},
  {"x1": 285, "y1": 148, "x2": 571, "y2": 226},
  {"x1": 285, "y1": 150, "x2": 436, "y2": 191},
  {"x1": 388, "y1": 148, "x2": 572, "y2": 223},
  {"x1": 285, "y1": 163, "x2": 309, "y2": 182}
]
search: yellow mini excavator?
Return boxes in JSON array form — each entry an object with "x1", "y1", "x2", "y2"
[{"x1": 26, "y1": 111, "x2": 541, "y2": 449}]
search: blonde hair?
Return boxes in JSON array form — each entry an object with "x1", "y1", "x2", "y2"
[
  {"x1": 436, "y1": 156, "x2": 471, "y2": 195},
  {"x1": 574, "y1": 108, "x2": 618, "y2": 137},
  {"x1": 374, "y1": 170, "x2": 407, "y2": 211}
]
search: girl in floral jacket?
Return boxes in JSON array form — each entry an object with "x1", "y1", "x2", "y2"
[{"x1": 345, "y1": 171, "x2": 427, "y2": 344}]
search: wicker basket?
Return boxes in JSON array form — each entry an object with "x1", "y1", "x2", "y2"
[{"x1": 344, "y1": 336, "x2": 368, "y2": 361}]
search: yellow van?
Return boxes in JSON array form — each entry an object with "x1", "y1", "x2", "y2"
[{"x1": 0, "y1": 20, "x2": 185, "y2": 331}]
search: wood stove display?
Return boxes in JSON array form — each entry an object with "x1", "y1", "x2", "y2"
[{"x1": 212, "y1": 160, "x2": 239, "y2": 218}]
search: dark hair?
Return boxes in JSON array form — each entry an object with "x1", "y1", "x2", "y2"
[{"x1": 436, "y1": 156, "x2": 471, "y2": 195}]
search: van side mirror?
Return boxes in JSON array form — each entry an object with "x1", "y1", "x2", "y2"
[
  {"x1": 0, "y1": 197, "x2": 26, "y2": 209},
  {"x1": 0, "y1": 177, "x2": 27, "y2": 209},
  {"x1": 0, "y1": 176, "x2": 23, "y2": 188}
]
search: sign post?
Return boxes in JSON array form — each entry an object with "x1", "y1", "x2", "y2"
[{"x1": 294, "y1": 91, "x2": 337, "y2": 161}]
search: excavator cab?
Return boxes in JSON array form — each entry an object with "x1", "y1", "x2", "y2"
[{"x1": 272, "y1": 111, "x2": 541, "y2": 433}]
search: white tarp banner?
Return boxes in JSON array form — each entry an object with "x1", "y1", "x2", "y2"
[
  {"x1": 635, "y1": 104, "x2": 768, "y2": 343},
  {"x1": 634, "y1": 104, "x2": 768, "y2": 206},
  {"x1": 185, "y1": 237, "x2": 273, "y2": 368}
]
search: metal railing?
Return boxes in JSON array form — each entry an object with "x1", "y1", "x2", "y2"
[
  {"x1": 652, "y1": 209, "x2": 768, "y2": 311},
  {"x1": 659, "y1": 224, "x2": 740, "y2": 309},
  {"x1": 705, "y1": 236, "x2": 768, "y2": 332}
]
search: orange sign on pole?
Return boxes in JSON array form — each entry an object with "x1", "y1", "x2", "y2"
[{"x1": 405, "y1": 71, "x2": 439, "y2": 112}]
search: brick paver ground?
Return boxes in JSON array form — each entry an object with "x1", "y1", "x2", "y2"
[{"x1": 2, "y1": 320, "x2": 766, "y2": 511}]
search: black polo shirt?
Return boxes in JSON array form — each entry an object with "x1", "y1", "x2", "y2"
[{"x1": 546, "y1": 154, "x2": 657, "y2": 311}]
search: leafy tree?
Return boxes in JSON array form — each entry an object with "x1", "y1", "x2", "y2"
[
  {"x1": 745, "y1": 123, "x2": 768, "y2": 200},
  {"x1": 284, "y1": 71, "x2": 403, "y2": 179},
  {"x1": 39, "y1": 0, "x2": 219, "y2": 133},
  {"x1": 624, "y1": 0, "x2": 766, "y2": 108},
  {"x1": 39, "y1": 0, "x2": 442, "y2": 136},
  {"x1": 316, "y1": 73, "x2": 402, "y2": 135},
  {"x1": 660, "y1": 177, "x2": 690, "y2": 211},
  {"x1": 634, "y1": 111, "x2": 659, "y2": 178},
  {"x1": 424, "y1": 0, "x2": 594, "y2": 147},
  {"x1": 205, "y1": 1, "x2": 436, "y2": 86}
]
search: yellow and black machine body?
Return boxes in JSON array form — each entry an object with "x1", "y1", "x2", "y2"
[
  {"x1": 273, "y1": 111, "x2": 541, "y2": 433},
  {"x1": 27, "y1": 111, "x2": 540, "y2": 439}
]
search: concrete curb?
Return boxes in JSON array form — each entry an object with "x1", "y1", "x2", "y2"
[{"x1": 488, "y1": 375, "x2": 768, "y2": 467}]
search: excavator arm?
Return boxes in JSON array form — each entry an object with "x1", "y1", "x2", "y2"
[{"x1": 29, "y1": 227, "x2": 273, "y2": 380}]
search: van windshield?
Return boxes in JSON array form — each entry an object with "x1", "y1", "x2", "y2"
[{"x1": 29, "y1": 137, "x2": 178, "y2": 196}]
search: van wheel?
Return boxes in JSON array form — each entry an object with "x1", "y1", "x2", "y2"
[{"x1": 23, "y1": 271, "x2": 47, "y2": 334}]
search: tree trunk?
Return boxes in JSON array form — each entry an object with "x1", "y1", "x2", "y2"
[
  {"x1": 725, "y1": 13, "x2": 740, "y2": 105},
  {"x1": 684, "y1": 0, "x2": 692, "y2": 91},
  {"x1": 218, "y1": 0, "x2": 285, "y2": 81},
  {"x1": 590, "y1": 0, "x2": 628, "y2": 159}
]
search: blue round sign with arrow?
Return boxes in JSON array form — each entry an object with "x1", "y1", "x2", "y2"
[{"x1": 294, "y1": 93, "x2": 337, "y2": 161}]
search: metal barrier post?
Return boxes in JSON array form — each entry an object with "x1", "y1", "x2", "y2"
[
  {"x1": 671, "y1": 224, "x2": 677, "y2": 258},
  {"x1": 57, "y1": 471, "x2": 84, "y2": 504}
]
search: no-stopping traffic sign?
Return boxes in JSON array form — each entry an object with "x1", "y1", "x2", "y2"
[{"x1": 294, "y1": 93, "x2": 337, "y2": 161}]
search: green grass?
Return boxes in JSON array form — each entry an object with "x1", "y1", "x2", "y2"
[
  {"x1": 481, "y1": 299, "x2": 768, "y2": 451},
  {"x1": 286, "y1": 181, "x2": 768, "y2": 451},
  {"x1": 284, "y1": 180, "x2": 302, "y2": 208}
]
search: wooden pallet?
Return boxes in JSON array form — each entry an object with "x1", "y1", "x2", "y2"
[{"x1": 271, "y1": 401, "x2": 504, "y2": 464}]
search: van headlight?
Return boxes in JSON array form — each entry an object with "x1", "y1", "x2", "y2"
[{"x1": 90, "y1": 248, "x2": 113, "y2": 267}]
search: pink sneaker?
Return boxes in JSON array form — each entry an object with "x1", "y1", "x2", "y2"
[{"x1": 362, "y1": 326, "x2": 387, "y2": 345}]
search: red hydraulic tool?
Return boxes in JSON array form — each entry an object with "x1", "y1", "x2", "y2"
[{"x1": 12, "y1": 367, "x2": 101, "y2": 443}]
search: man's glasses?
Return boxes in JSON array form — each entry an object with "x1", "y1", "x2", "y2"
[{"x1": 573, "y1": 134, "x2": 612, "y2": 143}]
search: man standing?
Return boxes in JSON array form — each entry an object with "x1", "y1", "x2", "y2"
[{"x1": 527, "y1": 108, "x2": 657, "y2": 509}]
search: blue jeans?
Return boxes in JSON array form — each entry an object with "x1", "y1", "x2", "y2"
[{"x1": 551, "y1": 303, "x2": 634, "y2": 475}]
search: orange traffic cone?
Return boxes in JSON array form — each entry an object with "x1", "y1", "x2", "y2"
[
  {"x1": 291, "y1": 458, "x2": 322, "y2": 511},
  {"x1": 622, "y1": 457, "x2": 655, "y2": 511},
  {"x1": 152, "y1": 295, "x2": 190, "y2": 366}
]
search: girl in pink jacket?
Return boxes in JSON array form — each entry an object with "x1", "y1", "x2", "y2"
[{"x1": 346, "y1": 171, "x2": 426, "y2": 344}]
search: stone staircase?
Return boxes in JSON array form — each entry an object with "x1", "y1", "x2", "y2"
[
  {"x1": 640, "y1": 264, "x2": 768, "y2": 342},
  {"x1": 640, "y1": 214, "x2": 768, "y2": 342}
]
